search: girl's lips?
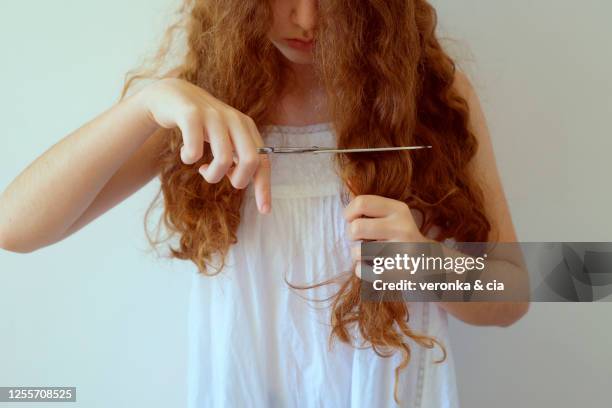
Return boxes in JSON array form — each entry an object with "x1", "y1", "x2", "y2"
[{"x1": 285, "y1": 38, "x2": 314, "y2": 52}]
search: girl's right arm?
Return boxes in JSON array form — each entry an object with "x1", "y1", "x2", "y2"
[{"x1": 0, "y1": 78, "x2": 271, "y2": 253}]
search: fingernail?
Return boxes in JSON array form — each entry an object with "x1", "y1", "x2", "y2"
[{"x1": 261, "y1": 203, "x2": 270, "y2": 214}]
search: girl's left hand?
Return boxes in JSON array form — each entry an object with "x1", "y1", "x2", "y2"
[{"x1": 343, "y1": 194, "x2": 431, "y2": 278}]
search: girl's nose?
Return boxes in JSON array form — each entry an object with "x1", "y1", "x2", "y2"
[{"x1": 291, "y1": 0, "x2": 318, "y2": 35}]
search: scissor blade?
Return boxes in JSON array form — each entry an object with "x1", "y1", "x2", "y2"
[
  {"x1": 312, "y1": 146, "x2": 432, "y2": 154},
  {"x1": 256, "y1": 146, "x2": 432, "y2": 154}
]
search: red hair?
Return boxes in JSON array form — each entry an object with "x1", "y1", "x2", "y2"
[{"x1": 121, "y1": 0, "x2": 491, "y2": 403}]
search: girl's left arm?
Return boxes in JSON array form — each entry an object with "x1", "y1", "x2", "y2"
[
  {"x1": 344, "y1": 70, "x2": 530, "y2": 327},
  {"x1": 440, "y1": 70, "x2": 530, "y2": 326}
]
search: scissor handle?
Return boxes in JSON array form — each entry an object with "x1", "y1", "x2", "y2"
[{"x1": 256, "y1": 146, "x2": 320, "y2": 154}]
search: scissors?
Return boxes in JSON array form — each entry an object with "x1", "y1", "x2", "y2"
[{"x1": 256, "y1": 145, "x2": 432, "y2": 154}]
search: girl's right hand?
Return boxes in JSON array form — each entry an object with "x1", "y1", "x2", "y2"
[{"x1": 140, "y1": 77, "x2": 271, "y2": 214}]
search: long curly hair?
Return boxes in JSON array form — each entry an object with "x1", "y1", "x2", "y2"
[{"x1": 120, "y1": 0, "x2": 491, "y2": 404}]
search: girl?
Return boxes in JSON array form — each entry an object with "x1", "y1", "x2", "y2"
[{"x1": 0, "y1": 0, "x2": 529, "y2": 406}]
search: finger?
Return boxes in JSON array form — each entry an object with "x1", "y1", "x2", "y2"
[
  {"x1": 253, "y1": 154, "x2": 271, "y2": 213},
  {"x1": 354, "y1": 261, "x2": 362, "y2": 279},
  {"x1": 350, "y1": 242, "x2": 361, "y2": 262},
  {"x1": 347, "y1": 218, "x2": 392, "y2": 241},
  {"x1": 353, "y1": 259, "x2": 377, "y2": 283},
  {"x1": 176, "y1": 107, "x2": 205, "y2": 165},
  {"x1": 202, "y1": 157, "x2": 237, "y2": 178},
  {"x1": 226, "y1": 113, "x2": 259, "y2": 189},
  {"x1": 246, "y1": 119, "x2": 272, "y2": 214},
  {"x1": 223, "y1": 159, "x2": 244, "y2": 186},
  {"x1": 199, "y1": 111, "x2": 233, "y2": 183},
  {"x1": 344, "y1": 195, "x2": 401, "y2": 222}
]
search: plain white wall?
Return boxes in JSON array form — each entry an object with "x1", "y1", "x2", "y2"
[
  {"x1": 431, "y1": 1, "x2": 612, "y2": 407},
  {"x1": 0, "y1": 1, "x2": 189, "y2": 407},
  {"x1": 1, "y1": 1, "x2": 610, "y2": 407}
]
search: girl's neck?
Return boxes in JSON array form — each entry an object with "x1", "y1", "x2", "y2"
[
  {"x1": 287, "y1": 62, "x2": 321, "y2": 92},
  {"x1": 270, "y1": 62, "x2": 330, "y2": 127}
]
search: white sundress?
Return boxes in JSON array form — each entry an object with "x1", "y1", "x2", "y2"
[{"x1": 185, "y1": 122, "x2": 460, "y2": 408}]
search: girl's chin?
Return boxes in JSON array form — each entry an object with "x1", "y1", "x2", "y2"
[
  {"x1": 282, "y1": 53, "x2": 314, "y2": 65},
  {"x1": 274, "y1": 44, "x2": 314, "y2": 65}
]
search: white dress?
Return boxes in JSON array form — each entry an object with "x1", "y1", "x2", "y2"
[{"x1": 185, "y1": 123, "x2": 460, "y2": 408}]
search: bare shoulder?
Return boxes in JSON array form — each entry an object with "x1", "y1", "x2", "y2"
[
  {"x1": 451, "y1": 68, "x2": 518, "y2": 242},
  {"x1": 451, "y1": 69, "x2": 473, "y2": 100},
  {"x1": 165, "y1": 66, "x2": 184, "y2": 79}
]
